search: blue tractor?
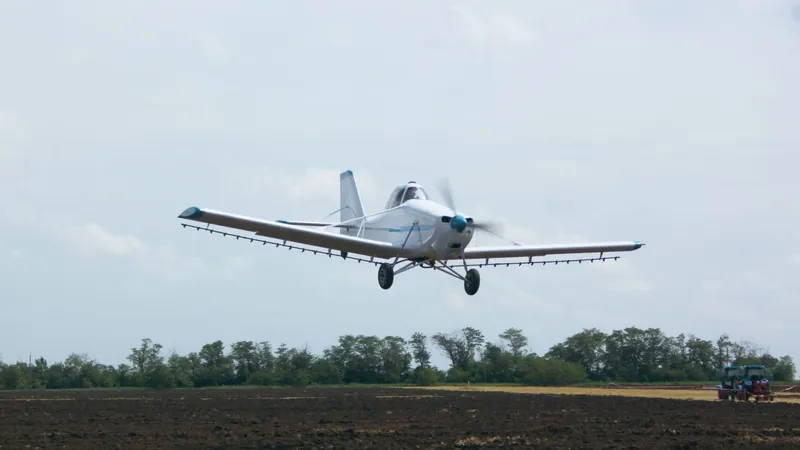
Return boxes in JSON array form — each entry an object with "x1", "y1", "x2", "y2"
[
  {"x1": 717, "y1": 364, "x2": 774, "y2": 402},
  {"x1": 740, "y1": 364, "x2": 774, "y2": 402},
  {"x1": 717, "y1": 365, "x2": 743, "y2": 401}
]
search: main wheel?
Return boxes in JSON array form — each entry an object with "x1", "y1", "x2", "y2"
[
  {"x1": 464, "y1": 268, "x2": 480, "y2": 295},
  {"x1": 378, "y1": 263, "x2": 394, "y2": 290}
]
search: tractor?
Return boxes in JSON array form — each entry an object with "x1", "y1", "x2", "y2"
[
  {"x1": 717, "y1": 365, "x2": 743, "y2": 401},
  {"x1": 716, "y1": 364, "x2": 774, "y2": 402},
  {"x1": 739, "y1": 364, "x2": 774, "y2": 402}
]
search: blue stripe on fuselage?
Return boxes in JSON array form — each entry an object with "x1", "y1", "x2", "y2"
[{"x1": 387, "y1": 225, "x2": 436, "y2": 232}]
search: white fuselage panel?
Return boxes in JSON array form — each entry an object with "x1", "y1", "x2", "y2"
[{"x1": 362, "y1": 199, "x2": 475, "y2": 259}]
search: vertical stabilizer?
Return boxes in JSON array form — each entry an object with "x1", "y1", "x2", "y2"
[{"x1": 340, "y1": 170, "x2": 365, "y2": 236}]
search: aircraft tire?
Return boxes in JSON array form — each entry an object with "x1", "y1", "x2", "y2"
[
  {"x1": 464, "y1": 268, "x2": 480, "y2": 295},
  {"x1": 378, "y1": 263, "x2": 394, "y2": 290}
]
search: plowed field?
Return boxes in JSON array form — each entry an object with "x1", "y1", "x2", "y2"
[{"x1": 1, "y1": 387, "x2": 798, "y2": 449}]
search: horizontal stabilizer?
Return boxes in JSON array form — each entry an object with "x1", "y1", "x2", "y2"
[{"x1": 276, "y1": 220, "x2": 356, "y2": 228}]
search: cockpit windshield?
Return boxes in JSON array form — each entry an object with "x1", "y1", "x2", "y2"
[
  {"x1": 385, "y1": 185, "x2": 430, "y2": 209},
  {"x1": 402, "y1": 186, "x2": 428, "y2": 202}
]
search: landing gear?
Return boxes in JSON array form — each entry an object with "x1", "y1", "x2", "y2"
[
  {"x1": 375, "y1": 245, "x2": 481, "y2": 295},
  {"x1": 377, "y1": 262, "x2": 394, "y2": 290},
  {"x1": 464, "y1": 268, "x2": 480, "y2": 295}
]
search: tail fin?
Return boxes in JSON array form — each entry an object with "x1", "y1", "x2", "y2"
[{"x1": 340, "y1": 170, "x2": 365, "y2": 236}]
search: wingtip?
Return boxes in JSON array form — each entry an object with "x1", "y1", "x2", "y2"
[
  {"x1": 633, "y1": 240, "x2": 644, "y2": 249},
  {"x1": 341, "y1": 169, "x2": 354, "y2": 178},
  {"x1": 178, "y1": 206, "x2": 203, "y2": 219}
]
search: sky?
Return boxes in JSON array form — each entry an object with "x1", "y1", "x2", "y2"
[{"x1": 1, "y1": 0, "x2": 799, "y2": 373}]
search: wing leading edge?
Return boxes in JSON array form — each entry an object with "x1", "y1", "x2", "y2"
[
  {"x1": 459, "y1": 241, "x2": 643, "y2": 261},
  {"x1": 177, "y1": 206, "x2": 403, "y2": 259}
]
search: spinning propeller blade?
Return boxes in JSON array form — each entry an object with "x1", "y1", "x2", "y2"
[
  {"x1": 435, "y1": 176, "x2": 504, "y2": 236},
  {"x1": 436, "y1": 177, "x2": 457, "y2": 213}
]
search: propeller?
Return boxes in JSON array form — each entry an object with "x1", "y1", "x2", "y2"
[{"x1": 436, "y1": 177, "x2": 504, "y2": 236}]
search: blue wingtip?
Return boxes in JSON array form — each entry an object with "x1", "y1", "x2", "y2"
[
  {"x1": 276, "y1": 219, "x2": 288, "y2": 224},
  {"x1": 341, "y1": 169, "x2": 353, "y2": 179},
  {"x1": 178, "y1": 206, "x2": 203, "y2": 219},
  {"x1": 633, "y1": 240, "x2": 643, "y2": 249}
]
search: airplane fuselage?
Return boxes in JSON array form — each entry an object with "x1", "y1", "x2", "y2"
[{"x1": 361, "y1": 199, "x2": 475, "y2": 260}]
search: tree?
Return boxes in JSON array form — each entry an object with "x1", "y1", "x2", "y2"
[
  {"x1": 1, "y1": 324, "x2": 795, "y2": 391},
  {"x1": 499, "y1": 328, "x2": 528, "y2": 358},
  {"x1": 409, "y1": 332, "x2": 431, "y2": 369},
  {"x1": 229, "y1": 340, "x2": 258, "y2": 384},
  {"x1": 524, "y1": 357, "x2": 587, "y2": 386},
  {"x1": 380, "y1": 336, "x2": 412, "y2": 383},
  {"x1": 127, "y1": 338, "x2": 164, "y2": 374},
  {"x1": 773, "y1": 356, "x2": 796, "y2": 381},
  {"x1": 431, "y1": 327, "x2": 485, "y2": 373},
  {"x1": 195, "y1": 340, "x2": 231, "y2": 386},
  {"x1": 547, "y1": 328, "x2": 607, "y2": 381}
]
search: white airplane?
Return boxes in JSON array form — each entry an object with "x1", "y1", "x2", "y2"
[{"x1": 177, "y1": 170, "x2": 644, "y2": 295}]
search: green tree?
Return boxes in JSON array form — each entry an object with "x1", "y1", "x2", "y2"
[
  {"x1": 1, "y1": 324, "x2": 794, "y2": 391},
  {"x1": 547, "y1": 328, "x2": 607, "y2": 381},
  {"x1": 499, "y1": 327, "x2": 529, "y2": 358},
  {"x1": 380, "y1": 336, "x2": 412, "y2": 383},
  {"x1": 772, "y1": 356, "x2": 796, "y2": 381},
  {"x1": 431, "y1": 327, "x2": 485, "y2": 373},
  {"x1": 409, "y1": 332, "x2": 431, "y2": 369}
]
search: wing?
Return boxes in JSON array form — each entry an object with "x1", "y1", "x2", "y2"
[
  {"x1": 456, "y1": 241, "x2": 643, "y2": 267},
  {"x1": 177, "y1": 206, "x2": 403, "y2": 260}
]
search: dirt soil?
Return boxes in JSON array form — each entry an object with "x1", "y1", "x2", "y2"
[{"x1": 1, "y1": 387, "x2": 799, "y2": 449}]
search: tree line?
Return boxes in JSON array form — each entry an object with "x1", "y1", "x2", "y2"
[{"x1": 0, "y1": 325, "x2": 796, "y2": 390}]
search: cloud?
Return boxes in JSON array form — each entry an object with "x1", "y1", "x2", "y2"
[
  {"x1": 466, "y1": 203, "x2": 590, "y2": 247},
  {"x1": 587, "y1": 258, "x2": 654, "y2": 293},
  {"x1": 234, "y1": 166, "x2": 379, "y2": 204},
  {"x1": 45, "y1": 220, "x2": 245, "y2": 282},
  {"x1": 65, "y1": 223, "x2": 148, "y2": 256},
  {"x1": 692, "y1": 267, "x2": 796, "y2": 333},
  {"x1": 197, "y1": 32, "x2": 228, "y2": 62},
  {"x1": 0, "y1": 109, "x2": 29, "y2": 161},
  {"x1": 449, "y1": 4, "x2": 536, "y2": 47},
  {"x1": 443, "y1": 291, "x2": 483, "y2": 312},
  {"x1": 1, "y1": 249, "x2": 24, "y2": 267},
  {"x1": 60, "y1": 222, "x2": 257, "y2": 282}
]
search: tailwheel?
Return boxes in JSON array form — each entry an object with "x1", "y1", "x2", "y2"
[
  {"x1": 378, "y1": 262, "x2": 394, "y2": 290},
  {"x1": 464, "y1": 268, "x2": 480, "y2": 295}
]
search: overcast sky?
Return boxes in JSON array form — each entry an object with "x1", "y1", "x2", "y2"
[{"x1": 1, "y1": 1, "x2": 798, "y2": 372}]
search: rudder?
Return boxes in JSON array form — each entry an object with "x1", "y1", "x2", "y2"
[{"x1": 340, "y1": 170, "x2": 365, "y2": 236}]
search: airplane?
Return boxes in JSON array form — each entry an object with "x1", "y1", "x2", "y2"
[{"x1": 177, "y1": 170, "x2": 644, "y2": 295}]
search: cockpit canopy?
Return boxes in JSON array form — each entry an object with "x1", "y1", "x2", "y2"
[{"x1": 385, "y1": 182, "x2": 429, "y2": 209}]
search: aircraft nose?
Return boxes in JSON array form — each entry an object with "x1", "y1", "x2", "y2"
[{"x1": 450, "y1": 215, "x2": 467, "y2": 232}]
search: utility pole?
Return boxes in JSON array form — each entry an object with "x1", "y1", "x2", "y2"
[{"x1": 29, "y1": 353, "x2": 33, "y2": 389}]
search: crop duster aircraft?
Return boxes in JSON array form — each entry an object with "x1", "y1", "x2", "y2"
[{"x1": 177, "y1": 170, "x2": 644, "y2": 295}]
